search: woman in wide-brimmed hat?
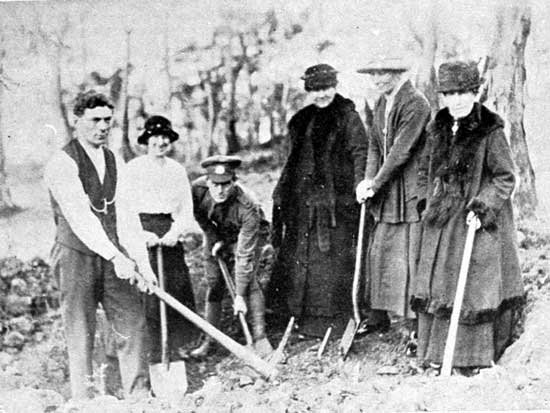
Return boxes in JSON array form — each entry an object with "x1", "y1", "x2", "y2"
[
  {"x1": 120, "y1": 115, "x2": 198, "y2": 363},
  {"x1": 411, "y1": 61, "x2": 524, "y2": 375}
]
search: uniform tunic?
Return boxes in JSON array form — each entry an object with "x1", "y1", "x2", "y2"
[{"x1": 192, "y1": 177, "x2": 270, "y2": 300}]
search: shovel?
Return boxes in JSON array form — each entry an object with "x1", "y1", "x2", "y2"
[
  {"x1": 339, "y1": 201, "x2": 368, "y2": 359},
  {"x1": 150, "y1": 284, "x2": 278, "y2": 379},
  {"x1": 441, "y1": 217, "x2": 478, "y2": 377},
  {"x1": 216, "y1": 256, "x2": 255, "y2": 348},
  {"x1": 150, "y1": 245, "x2": 188, "y2": 402}
]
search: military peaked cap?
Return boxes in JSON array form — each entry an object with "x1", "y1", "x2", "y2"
[{"x1": 201, "y1": 155, "x2": 242, "y2": 183}]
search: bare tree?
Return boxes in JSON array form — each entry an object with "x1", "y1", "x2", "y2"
[
  {"x1": 0, "y1": 28, "x2": 18, "y2": 214},
  {"x1": 119, "y1": 29, "x2": 136, "y2": 162},
  {"x1": 33, "y1": 11, "x2": 73, "y2": 143},
  {"x1": 409, "y1": 0, "x2": 439, "y2": 114},
  {"x1": 480, "y1": 1, "x2": 536, "y2": 217}
]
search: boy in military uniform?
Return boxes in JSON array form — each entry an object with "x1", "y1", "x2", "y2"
[{"x1": 190, "y1": 155, "x2": 273, "y2": 357}]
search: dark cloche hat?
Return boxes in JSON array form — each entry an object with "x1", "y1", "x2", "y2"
[
  {"x1": 437, "y1": 60, "x2": 482, "y2": 93},
  {"x1": 201, "y1": 155, "x2": 242, "y2": 184},
  {"x1": 137, "y1": 115, "x2": 179, "y2": 145},
  {"x1": 357, "y1": 56, "x2": 410, "y2": 74},
  {"x1": 301, "y1": 64, "x2": 338, "y2": 92}
]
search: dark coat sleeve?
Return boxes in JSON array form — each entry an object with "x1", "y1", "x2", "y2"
[
  {"x1": 416, "y1": 125, "x2": 433, "y2": 214},
  {"x1": 345, "y1": 111, "x2": 369, "y2": 187},
  {"x1": 371, "y1": 96, "x2": 430, "y2": 193},
  {"x1": 467, "y1": 128, "x2": 516, "y2": 228}
]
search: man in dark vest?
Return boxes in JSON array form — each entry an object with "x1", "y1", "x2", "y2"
[
  {"x1": 190, "y1": 155, "x2": 273, "y2": 357},
  {"x1": 45, "y1": 90, "x2": 157, "y2": 400}
]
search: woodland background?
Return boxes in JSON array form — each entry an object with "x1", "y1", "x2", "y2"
[{"x1": 0, "y1": 0, "x2": 549, "y2": 252}]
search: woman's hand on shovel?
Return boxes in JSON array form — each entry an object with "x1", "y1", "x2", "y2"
[
  {"x1": 234, "y1": 295, "x2": 248, "y2": 315},
  {"x1": 466, "y1": 211, "x2": 481, "y2": 231}
]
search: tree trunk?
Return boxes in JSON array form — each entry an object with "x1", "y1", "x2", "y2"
[
  {"x1": 412, "y1": 0, "x2": 438, "y2": 114},
  {"x1": 54, "y1": 44, "x2": 72, "y2": 143},
  {"x1": 119, "y1": 30, "x2": 135, "y2": 162},
  {"x1": 481, "y1": 2, "x2": 536, "y2": 217},
  {"x1": 0, "y1": 31, "x2": 17, "y2": 213},
  {"x1": 225, "y1": 57, "x2": 243, "y2": 154},
  {"x1": 162, "y1": 16, "x2": 172, "y2": 113}
]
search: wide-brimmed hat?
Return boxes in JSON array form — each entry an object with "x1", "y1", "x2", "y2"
[
  {"x1": 301, "y1": 64, "x2": 338, "y2": 91},
  {"x1": 357, "y1": 56, "x2": 410, "y2": 74},
  {"x1": 201, "y1": 155, "x2": 242, "y2": 184},
  {"x1": 437, "y1": 61, "x2": 482, "y2": 93},
  {"x1": 137, "y1": 115, "x2": 179, "y2": 145}
]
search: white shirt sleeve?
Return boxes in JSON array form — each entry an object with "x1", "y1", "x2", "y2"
[
  {"x1": 170, "y1": 165, "x2": 196, "y2": 236},
  {"x1": 116, "y1": 161, "x2": 155, "y2": 276},
  {"x1": 44, "y1": 151, "x2": 119, "y2": 260}
]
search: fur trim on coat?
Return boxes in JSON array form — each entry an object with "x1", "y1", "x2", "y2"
[{"x1": 423, "y1": 103, "x2": 504, "y2": 227}]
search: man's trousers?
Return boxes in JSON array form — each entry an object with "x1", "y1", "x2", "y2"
[{"x1": 51, "y1": 243, "x2": 150, "y2": 399}]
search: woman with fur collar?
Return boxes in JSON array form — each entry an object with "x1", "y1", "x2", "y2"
[{"x1": 411, "y1": 61, "x2": 524, "y2": 375}]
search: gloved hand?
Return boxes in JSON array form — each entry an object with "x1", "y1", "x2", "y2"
[
  {"x1": 466, "y1": 211, "x2": 481, "y2": 231},
  {"x1": 356, "y1": 179, "x2": 375, "y2": 203},
  {"x1": 234, "y1": 295, "x2": 248, "y2": 315},
  {"x1": 211, "y1": 241, "x2": 224, "y2": 257},
  {"x1": 144, "y1": 231, "x2": 160, "y2": 248},
  {"x1": 160, "y1": 228, "x2": 180, "y2": 247}
]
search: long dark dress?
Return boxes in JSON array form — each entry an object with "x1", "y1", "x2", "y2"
[
  {"x1": 140, "y1": 213, "x2": 197, "y2": 362},
  {"x1": 271, "y1": 94, "x2": 368, "y2": 337}
]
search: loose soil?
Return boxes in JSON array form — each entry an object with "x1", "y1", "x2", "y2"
[{"x1": 1, "y1": 167, "x2": 550, "y2": 412}]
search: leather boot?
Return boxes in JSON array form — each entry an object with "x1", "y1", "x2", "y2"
[
  {"x1": 190, "y1": 301, "x2": 221, "y2": 359},
  {"x1": 249, "y1": 289, "x2": 273, "y2": 356}
]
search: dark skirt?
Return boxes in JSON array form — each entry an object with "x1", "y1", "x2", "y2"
[
  {"x1": 139, "y1": 213, "x2": 197, "y2": 362},
  {"x1": 277, "y1": 201, "x2": 360, "y2": 337},
  {"x1": 417, "y1": 309, "x2": 515, "y2": 368}
]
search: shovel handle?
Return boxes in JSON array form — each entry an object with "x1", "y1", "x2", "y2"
[
  {"x1": 157, "y1": 245, "x2": 169, "y2": 367},
  {"x1": 441, "y1": 219, "x2": 478, "y2": 377},
  {"x1": 151, "y1": 285, "x2": 278, "y2": 379},
  {"x1": 217, "y1": 256, "x2": 254, "y2": 346},
  {"x1": 352, "y1": 202, "x2": 367, "y2": 324}
]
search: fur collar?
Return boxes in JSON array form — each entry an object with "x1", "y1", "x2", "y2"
[
  {"x1": 288, "y1": 93, "x2": 356, "y2": 136},
  {"x1": 423, "y1": 103, "x2": 504, "y2": 227}
]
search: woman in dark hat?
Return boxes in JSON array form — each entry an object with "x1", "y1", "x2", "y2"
[
  {"x1": 411, "y1": 61, "x2": 524, "y2": 375},
  {"x1": 271, "y1": 63, "x2": 369, "y2": 337},
  {"x1": 120, "y1": 115, "x2": 197, "y2": 363}
]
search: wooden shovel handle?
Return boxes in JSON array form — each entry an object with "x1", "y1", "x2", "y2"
[
  {"x1": 157, "y1": 245, "x2": 169, "y2": 367},
  {"x1": 441, "y1": 219, "x2": 478, "y2": 377},
  {"x1": 352, "y1": 202, "x2": 367, "y2": 324},
  {"x1": 151, "y1": 285, "x2": 278, "y2": 379},
  {"x1": 217, "y1": 256, "x2": 254, "y2": 346}
]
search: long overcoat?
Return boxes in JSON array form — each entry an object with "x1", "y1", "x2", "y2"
[
  {"x1": 411, "y1": 103, "x2": 524, "y2": 323},
  {"x1": 366, "y1": 79, "x2": 431, "y2": 223},
  {"x1": 271, "y1": 94, "x2": 368, "y2": 320}
]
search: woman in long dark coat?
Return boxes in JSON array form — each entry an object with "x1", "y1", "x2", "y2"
[
  {"x1": 411, "y1": 61, "x2": 524, "y2": 374},
  {"x1": 271, "y1": 64, "x2": 368, "y2": 337}
]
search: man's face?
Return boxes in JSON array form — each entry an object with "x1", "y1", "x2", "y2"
[
  {"x1": 441, "y1": 90, "x2": 476, "y2": 119},
  {"x1": 147, "y1": 134, "x2": 172, "y2": 158},
  {"x1": 309, "y1": 87, "x2": 336, "y2": 108},
  {"x1": 207, "y1": 178, "x2": 235, "y2": 203},
  {"x1": 370, "y1": 72, "x2": 401, "y2": 95},
  {"x1": 75, "y1": 106, "x2": 113, "y2": 148}
]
